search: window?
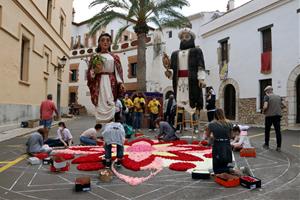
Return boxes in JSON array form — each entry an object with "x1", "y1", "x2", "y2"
[
  {"x1": 130, "y1": 63, "x2": 137, "y2": 77},
  {"x1": 46, "y1": 0, "x2": 52, "y2": 21},
  {"x1": 262, "y1": 28, "x2": 272, "y2": 52},
  {"x1": 168, "y1": 31, "x2": 172, "y2": 38},
  {"x1": 220, "y1": 40, "x2": 228, "y2": 63},
  {"x1": 20, "y1": 37, "x2": 30, "y2": 81},
  {"x1": 259, "y1": 79, "x2": 272, "y2": 110},
  {"x1": 45, "y1": 53, "x2": 49, "y2": 72},
  {"x1": 60, "y1": 15, "x2": 64, "y2": 37},
  {"x1": 124, "y1": 35, "x2": 128, "y2": 41},
  {"x1": 70, "y1": 70, "x2": 77, "y2": 82}
]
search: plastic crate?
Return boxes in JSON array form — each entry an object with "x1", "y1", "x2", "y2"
[
  {"x1": 240, "y1": 148, "x2": 256, "y2": 157},
  {"x1": 215, "y1": 173, "x2": 240, "y2": 187}
]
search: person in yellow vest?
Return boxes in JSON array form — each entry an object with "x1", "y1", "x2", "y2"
[
  {"x1": 148, "y1": 97, "x2": 161, "y2": 131},
  {"x1": 133, "y1": 93, "x2": 145, "y2": 131},
  {"x1": 124, "y1": 94, "x2": 134, "y2": 126}
]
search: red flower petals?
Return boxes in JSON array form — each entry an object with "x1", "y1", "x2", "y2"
[
  {"x1": 157, "y1": 151, "x2": 204, "y2": 161},
  {"x1": 77, "y1": 162, "x2": 104, "y2": 171},
  {"x1": 54, "y1": 153, "x2": 74, "y2": 160},
  {"x1": 69, "y1": 146, "x2": 94, "y2": 151},
  {"x1": 122, "y1": 155, "x2": 156, "y2": 171},
  {"x1": 72, "y1": 154, "x2": 102, "y2": 164},
  {"x1": 34, "y1": 153, "x2": 49, "y2": 160},
  {"x1": 203, "y1": 153, "x2": 212, "y2": 158},
  {"x1": 169, "y1": 162, "x2": 196, "y2": 171},
  {"x1": 200, "y1": 140, "x2": 209, "y2": 146}
]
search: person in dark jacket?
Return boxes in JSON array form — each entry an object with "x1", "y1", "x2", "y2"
[{"x1": 206, "y1": 87, "x2": 216, "y2": 122}]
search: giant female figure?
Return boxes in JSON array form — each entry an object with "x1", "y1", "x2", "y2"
[{"x1": 87, "y1": 33, "x2": 125, "y2": 123}]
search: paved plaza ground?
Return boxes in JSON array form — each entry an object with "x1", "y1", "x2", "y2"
[{"x1": 0, "y1": 116, "x2": 299, "y2": 200}]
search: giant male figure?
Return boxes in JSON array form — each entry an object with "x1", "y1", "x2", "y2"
[{"x1": 165, "y1": 28, "x2": 206, "y2": 114}]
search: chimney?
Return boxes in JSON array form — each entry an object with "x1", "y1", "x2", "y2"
[{"x1": 227, "y1": 0, "x2": 235, "y2": 11}]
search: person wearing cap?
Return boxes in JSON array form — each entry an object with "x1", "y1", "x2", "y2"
[
  {"x1": 167, "y1": 28, "x2": 206, "y2": 115},
  {"x1": 262, "y1": 85, "x2": 284, "y2": 152}
]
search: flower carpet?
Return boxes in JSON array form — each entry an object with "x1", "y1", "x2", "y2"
[{"x1": 50, "y1": 138, "x2": 212, "y2": 185}]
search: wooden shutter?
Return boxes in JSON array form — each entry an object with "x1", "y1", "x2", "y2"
[{"x1": 217, "y1": 47, "x2": 222, "y2": 65}]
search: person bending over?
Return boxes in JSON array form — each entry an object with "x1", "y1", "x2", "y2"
[
  {"x1": 80, "y1": 124, "x2": 102, "y2": 145},
  {"x1": 155, "y1": 118, "x2": 179, "y2": 142},
  {"x1": 230, "y1": 125, "x2": 252, "y2": 151},
  {"x1": 102, "y1": 116, "x2": 125, "y2": 168}
]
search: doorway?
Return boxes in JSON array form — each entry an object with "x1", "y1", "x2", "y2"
[
  {"x1": 224, "y1": 84, "x2": 236, "y2": 120},
  {"x1": 296, "y1": 76, "x2": 300, "y2": 123}
]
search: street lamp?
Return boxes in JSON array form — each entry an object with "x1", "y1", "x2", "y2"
[{"x1": 55, "y1": 56, "x2": 67, "y2": 71}]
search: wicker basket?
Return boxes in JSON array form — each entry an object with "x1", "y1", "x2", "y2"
[{"x1": 99, "y1": 169, "x2": 113, "y2": 182}]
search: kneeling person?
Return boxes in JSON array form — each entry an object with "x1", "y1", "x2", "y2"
[
  {"x1": 26, "y1": 128, "x2": 52, "y2": 155},
  {"x1": 102, "y1": 117, "x2": 125, "y2": 168},
  {"x1": 155, "y1": 118, "x2": 179, "y2": 142},
  {"x1": 80, "y1": 124, "x2": 102, "y2": 145}
]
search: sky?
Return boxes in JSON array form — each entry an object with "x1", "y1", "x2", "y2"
[{"x1": 73, "y1": 0, "x2": 252, "y2": 23}]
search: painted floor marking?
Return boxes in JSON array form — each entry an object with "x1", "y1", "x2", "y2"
[{"x1": 0, "y1": 154, "x2": 27, "y2": 173}]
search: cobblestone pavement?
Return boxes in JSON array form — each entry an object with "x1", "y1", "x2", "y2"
[{"x1": 0, "y1": 116, "x2": 299, "y2": 200}]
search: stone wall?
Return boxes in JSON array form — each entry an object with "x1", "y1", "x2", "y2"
[
  {"x1": 0, "y1": 103, "x2": 68, "y2": 127},
  {"x1": 238, "y1": 98, "x2": 288, "y2": 127}
]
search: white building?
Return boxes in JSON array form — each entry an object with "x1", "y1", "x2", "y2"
[
  {"x1": 199, "y1": 0, "x2": 299, "y2": 127},
  {"x1": 70, "y1": 0, "x2": 300, "y2": 127}
]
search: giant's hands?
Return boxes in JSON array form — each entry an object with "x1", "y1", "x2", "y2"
[
  {"x1": 165, "y1": 70, "x2": 172, "y2": 79},
  {"x1": 198, "y1": 79, "x2": 206, "y2": 88}
]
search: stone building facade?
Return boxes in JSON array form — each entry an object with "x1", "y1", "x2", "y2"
[{"x1": 0, "y1": 0, "x2": 73, "y2": 130}]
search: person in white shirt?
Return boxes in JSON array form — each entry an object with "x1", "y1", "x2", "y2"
[
  {"x1": 44, "y1": 122, "x2": 73, "y2": 147},
  {"x1": 115, "y1": 98, "x2": 123, "y2": 122},
  {"x1": 231, "y1": 125, "x2": 252, "y2": 151},
  {"x1": 80, "y1": 124, "x2": 102, "y2": 145},
  {"x1": 102, "y1": 116, "x2": 125, "y2": 168}
]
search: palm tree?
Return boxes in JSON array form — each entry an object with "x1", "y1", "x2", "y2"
[{"x1": 89, "y1": 0, "x2": 191, "y2": 92}]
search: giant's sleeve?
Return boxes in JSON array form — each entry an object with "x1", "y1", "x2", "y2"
[{"x1": 196, "y1": 48, "x2": 206, "y2": 80}]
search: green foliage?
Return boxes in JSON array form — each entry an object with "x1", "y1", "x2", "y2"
[
  {"x1": 92, "y1": 55, "x2": 105, "y2": 66},
  {"x1": 88, "y1": 0, "x2": 191, "y2": 41}
]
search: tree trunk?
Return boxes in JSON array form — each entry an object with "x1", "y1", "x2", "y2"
[{"x1": 136, "y1": 33, "x2": 147, "y2": 92}]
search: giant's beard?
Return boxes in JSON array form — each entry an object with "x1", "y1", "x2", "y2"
[{"x1": 180, "y1": 39, "x2": 195, "y2": 50}]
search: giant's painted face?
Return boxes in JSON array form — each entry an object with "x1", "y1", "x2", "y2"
[
  {"x1": 179, "y1": 32, "x2": 192, "y2": 41},
  {"x1": 179, "y1": 32, "x2": 195, "y2": 50}
]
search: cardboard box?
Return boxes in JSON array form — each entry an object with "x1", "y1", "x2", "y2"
[
  {"x1": 75, "y1": 177, "x2": 91, "y2": 192},
  {"x1": 192, "y1": 170, "x2": 210, "y2": 179},
  {"x1": 240, "y1": 148, "x2": 256, "y2": 157},
  {"x1": 240, "y1": 176, "x2": 261, "y2": 189},
  {"x1": 215, "y1": 173, "x2": 240, "y2": 187},
  {"x1": 28, "y1": 120, "x2": 40, "y2": 128}
]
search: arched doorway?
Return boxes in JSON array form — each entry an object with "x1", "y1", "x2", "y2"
[
  {"x1": 224, "y1": 84, "x2": 236, "y2": 120},
  {"x1": 297, "y1": 76, "x2": 300, "y2": 123}
]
